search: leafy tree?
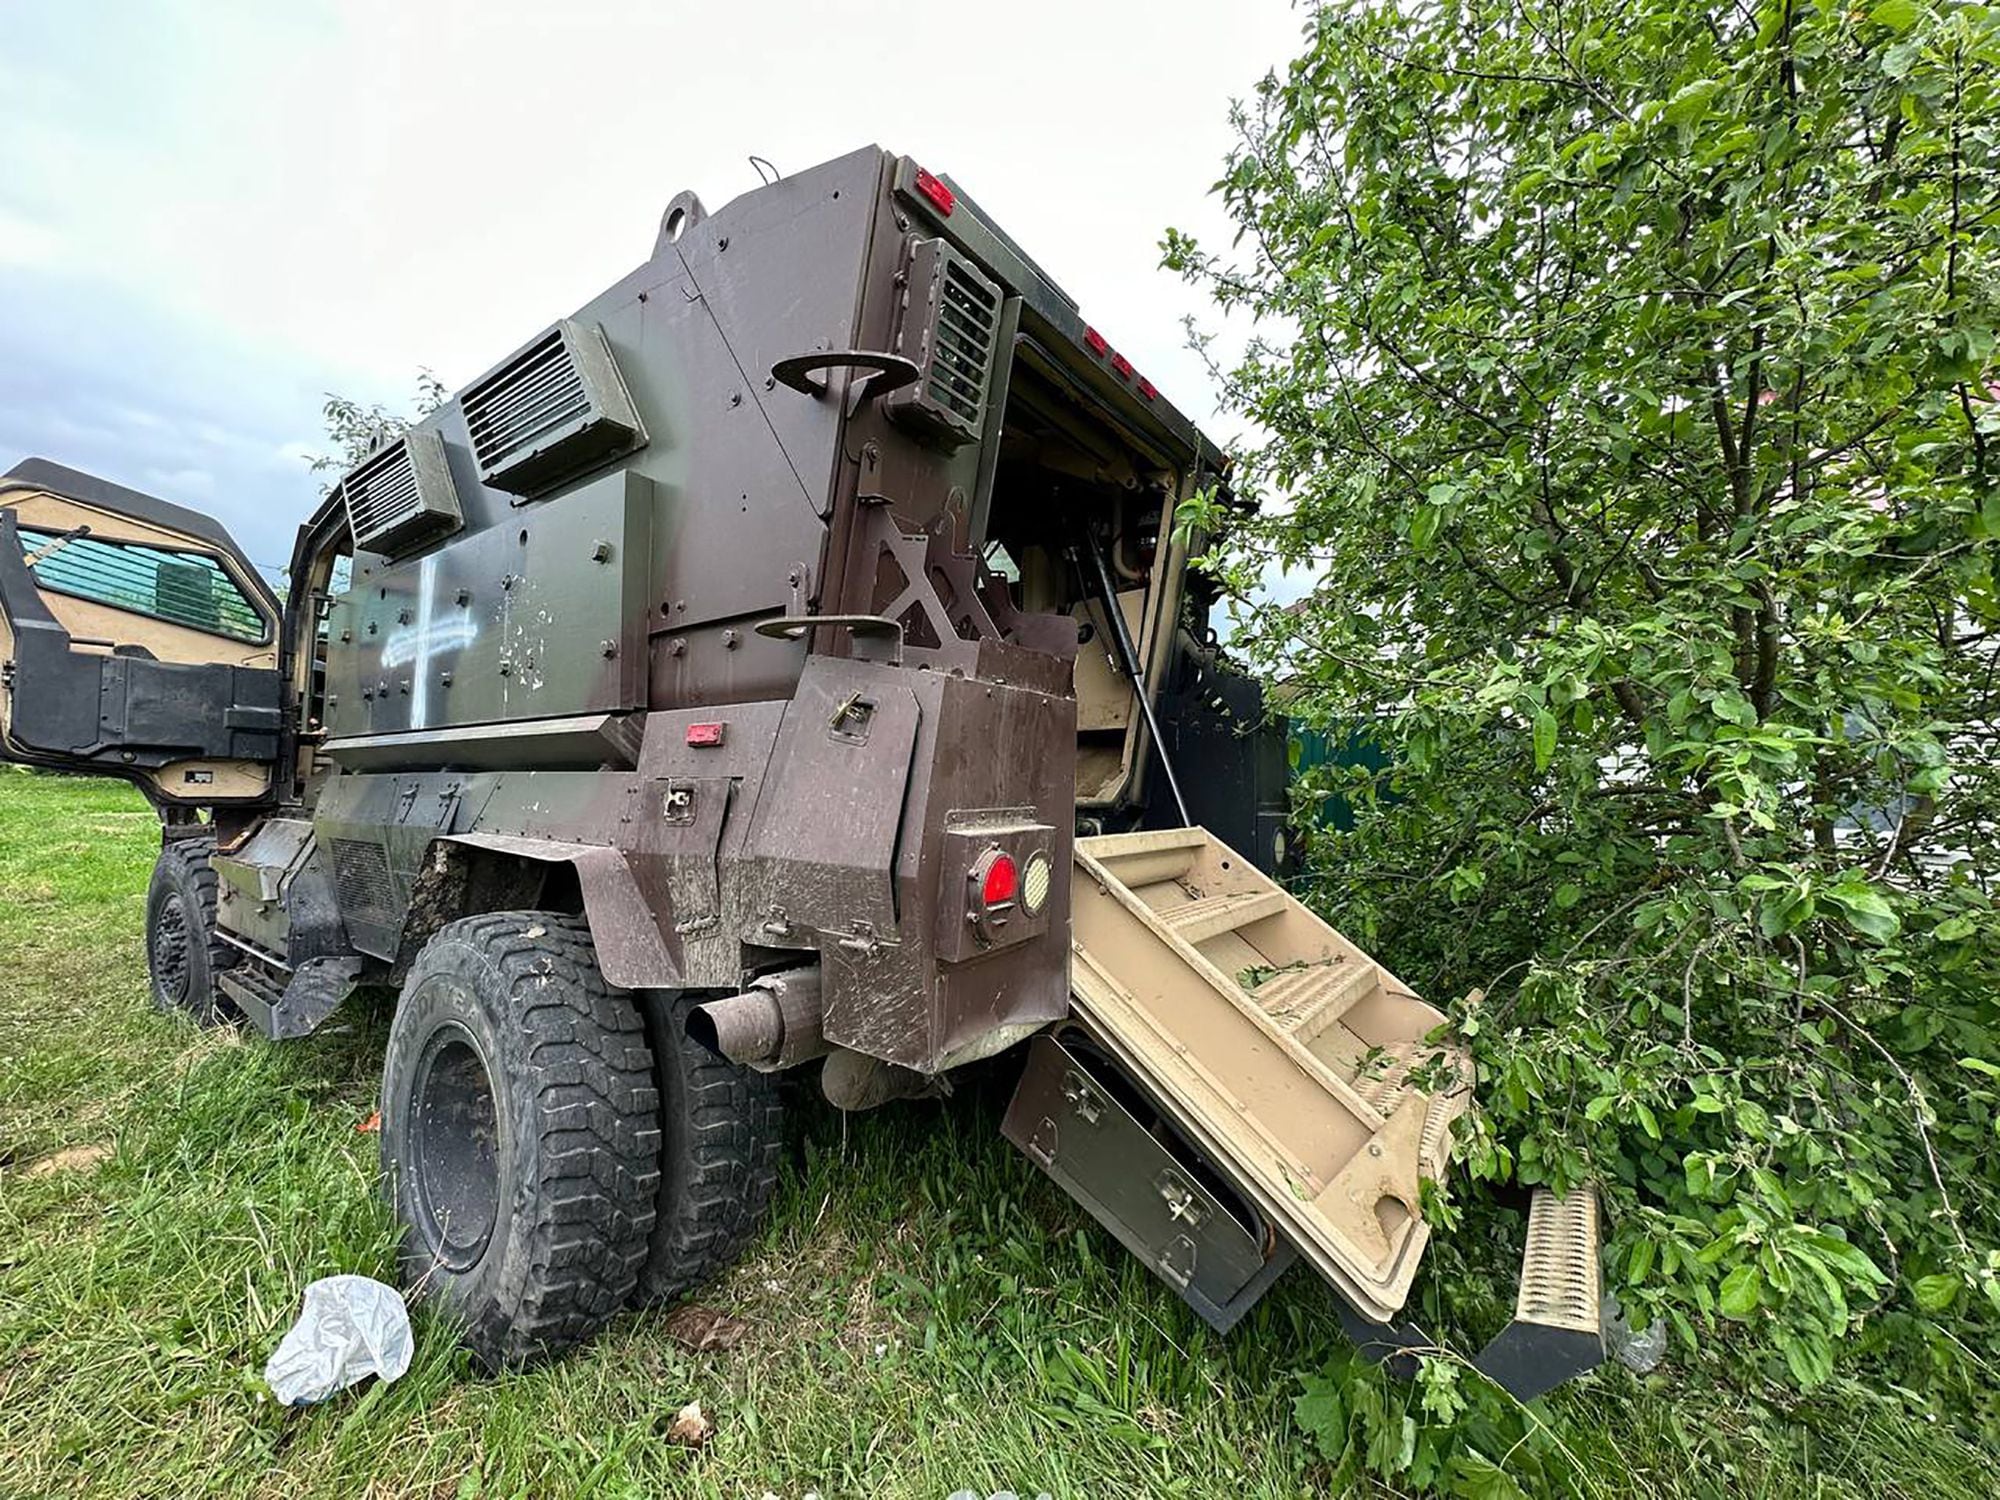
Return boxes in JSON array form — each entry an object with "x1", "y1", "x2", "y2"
[
  {"x1": 1170, "y1": 0, "x2": 2000, "y2": 1435},
  {"x1": 306, "y1": 371, "x2": 447, "y2": 487}
]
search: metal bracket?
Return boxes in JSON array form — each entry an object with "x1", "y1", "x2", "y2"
[
  {"x1": 654, "y1": 190, "x2": 708, "y2": 255},
  {"x1": 769, "y1": 350, "x2": 921, "y2": 408},
  {"x1": 1027, "y1": 1114, "x2": 1059, "y2": 1170},
  {"x1": 833, "y1": 919, "x2": 884, "y2": 955},
  {"x1": 755, "y1": 613, "x2": 903, "y2": 666}
]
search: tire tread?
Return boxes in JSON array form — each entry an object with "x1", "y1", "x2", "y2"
[
  {"x1": 636, "y1": 991, "x2": 785, "y2": 1303},
  {"x1": 390, "y1": 910, "x2": 661, "y2": 1368}
]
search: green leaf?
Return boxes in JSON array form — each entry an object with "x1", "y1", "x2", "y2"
[
  {"x1": 1293, "y1": 1372, "x2": 1347, "y2": 1455},
  {"x1": 1365, "y1": 1410, "x2": 1418, "y2": 1477},
  {"x1": 1447, "y1": 1455, "x2": 1530, "y2": 1500},
  {"x1": 1758, "y1": 891, "x2": 1814, "y2": 938},
  {"x1": 1780, "y1": 1330, "x2": 1834, "y2": 1388},
  {"x1": 1933, "y1": 913, "x2": 1978, "y2": 942},
  {"x1": 1712, "y1": 692, "x2": 1757, "y2": 727},
  {"x1": 1627, "y1": 1236, "x2": 1657, "y2": 1284},
  {"x1": 1664, "y1": 77, "x2": 1723, "y2": 127},
  {"x1": 1532, "y1": 709, "x2": 1557, "y2": 771},
  {"x1": 1411, "y1": 503, "x2": 1442, "y2": 554},
  {"x1": 1882, "y1": 35, "x2": 1924, "y2": 75},
  {"x1": 1913, "y1": 1273, "x2": 1961, "y2": 1313},
  {"x1": 1870, "y1": 0, "x2": 1924, "y2": 30},
  {"x1": 1826, "y1": 880, "x2": 1901, "y2": 942},
  {"x1": 1554, "y1": 882, "x2": 1582, "y2": 910},
  {"x1": 1719, "y1": 1264, "x2": 1762, "y2": 1319},
  {"x1": 1805, "y1": 1233, "x2": 1887, "y2": 1286}
]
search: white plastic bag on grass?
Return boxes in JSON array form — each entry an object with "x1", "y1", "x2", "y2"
[{"x1": 264, "y1": 1274, "x2": 413, "y2": 1406}]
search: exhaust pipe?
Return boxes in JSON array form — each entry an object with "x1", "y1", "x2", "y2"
[{"x1": 690, "y1": 966, "x2": 825, "y2": 1072}]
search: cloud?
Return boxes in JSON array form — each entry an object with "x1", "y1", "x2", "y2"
[
  {"x1": 0, "y1": 263, "x2": 359, "y2": 573},
  {"x1": 0, "y1": 210, "x2": 62, "y2": 269},
  {"x1": 0, "y1": 0, "x2": 1300, "y2": 581}
]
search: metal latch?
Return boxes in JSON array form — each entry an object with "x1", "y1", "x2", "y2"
[
  {"x1": 828, "y1": 691, "x2": 870, "y2": 732},
  {"x1": 833, "y1": 920, "x2": 881, "y2": 955},
  {"x1": 1155, "y1": 1168, "x2": 1211, "y2": 1229},
  {"x1": 663, "y1": 783, "x2": 696, "y2": 825},
  {"x1": 1061, "y1": 1068, "x2": 1105, "y2": 1126}
]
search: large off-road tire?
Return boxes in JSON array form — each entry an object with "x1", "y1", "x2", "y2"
[
  {"x1": 144, "y1": 834, "x2": 238, "y2": 1026},
  {"x1": 379, "y1": 911, "x2": 661, "y2": 1370},
  {"x1": 632, "y1": 991, "x2": 785, "y2": 1305}
]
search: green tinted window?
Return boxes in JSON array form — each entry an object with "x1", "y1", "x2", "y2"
[{"x1": 17, "y1": 526, "x2": 267, "y2": 644}]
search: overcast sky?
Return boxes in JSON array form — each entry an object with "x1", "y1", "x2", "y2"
[{"x1": 0, "y1": 0, "x2": 1304, "y2": 577}]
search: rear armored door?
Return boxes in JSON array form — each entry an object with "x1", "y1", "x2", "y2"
[{"x1": 0, "y1": 459, "x2": 282, "y2": 805}]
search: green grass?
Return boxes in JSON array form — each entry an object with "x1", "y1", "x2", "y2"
[{"x1": 0, "y1": 769, "x2": 1994, "y2": 1498}]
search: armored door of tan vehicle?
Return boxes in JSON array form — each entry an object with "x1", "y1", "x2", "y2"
[{"x1": 0, "y1": 459, "x2": 283, "y2": 805}]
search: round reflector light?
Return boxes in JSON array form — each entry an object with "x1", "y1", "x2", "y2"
[
  {"x1": 980, "y1": 851, "x2": 1019, "y2": 907},
  {"x1": 1020, "y1": 852, "x2": 1052, "y2": 915}
]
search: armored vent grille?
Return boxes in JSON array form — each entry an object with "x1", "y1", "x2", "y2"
[
  {"x1": 927, "y1": 260, "x2": 1000, "y2": 426},
  {"x1": 329, "y1": 838, "x2": 396, "y2": 927},
  {"x1": 465, "y1": 329, "x2": 588, "y2": 470},
  {"x1": 335, "y1": 428, "x2": 461, "y2": 559},
  {"x1": 460, "y1": 319, "x2": 645, "y2": 498},
  {"x1": 889, "y1": 239, "x2": 1002, "y2": 450}
]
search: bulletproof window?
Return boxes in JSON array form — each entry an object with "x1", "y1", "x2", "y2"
[{"x1": 15, "y1": 525, "x2": 268, "y2": 644}]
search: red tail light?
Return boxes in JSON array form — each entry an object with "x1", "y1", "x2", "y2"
[
  {"x1": 913, "y1": 167, "x2": 955, "y2": 217},
  {"x1": 980, "y1": 851, "x2": 1019, "y2": 907}
]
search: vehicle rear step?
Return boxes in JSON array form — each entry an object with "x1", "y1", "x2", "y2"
[
  {"x1": 1160, "y1": 889, "x2": 1289, "y2": 944},
  {"x1": 1473, "y1": 1187, "x2": 1606, "y2": 1400},
  {"x1": 1058, "y1": 826, "x2": 1474, "y2": 1324}
]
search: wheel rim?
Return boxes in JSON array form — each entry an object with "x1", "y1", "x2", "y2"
[
  {"x1": 151, "y1": 893, "x2": 192, "y2": 1007},
  {"x1": 409, "y1": 1018, "x2": 502, "y2": 1271}
]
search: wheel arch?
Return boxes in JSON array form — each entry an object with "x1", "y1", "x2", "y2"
[{"x1": 400, "y1": 832, "x2": 680, "y2": 990}]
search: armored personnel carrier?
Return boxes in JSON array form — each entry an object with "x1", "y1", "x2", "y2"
[{"x1": 0, "y1": 147, "x2": 1599, "y2": 1397}]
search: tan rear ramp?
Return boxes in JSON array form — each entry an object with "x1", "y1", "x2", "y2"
[{"x1": 1068, "y1": 827, "x2": 1472, "y2": 1323}]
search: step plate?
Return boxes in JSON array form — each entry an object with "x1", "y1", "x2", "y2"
[
  {"x1": 1068, "y1": 828, "x2": 1473, "y2": 1323},
  {"x1": 1473, "y1": 1187, "x2": 1606, "y2": 1401}
]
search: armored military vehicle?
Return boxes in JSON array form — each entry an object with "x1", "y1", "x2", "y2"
[{"x1": 0, "y1": 147, "x2": 1600, "y2": 1397}]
